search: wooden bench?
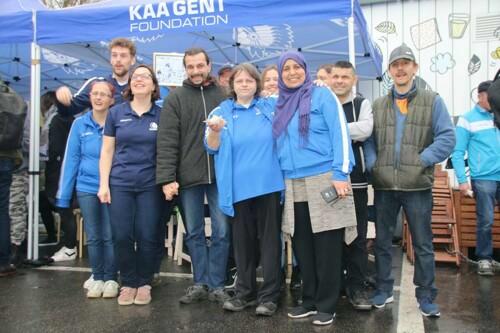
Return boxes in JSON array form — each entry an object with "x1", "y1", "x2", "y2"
[{"x1": 453, "y1": 189, "x2": 500, "y2": 255}]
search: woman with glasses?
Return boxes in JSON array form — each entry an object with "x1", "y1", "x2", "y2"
[
  {"x1": 56, "y1": 81, "x2": 118, "y2": 298},
  {"x1": 99, "y1": 65, "x2": 168, "y2": 306}
]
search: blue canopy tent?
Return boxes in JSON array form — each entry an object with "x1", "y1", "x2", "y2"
[{"x1": 0, "y1": 0, "x2": 382, "y2": 260}]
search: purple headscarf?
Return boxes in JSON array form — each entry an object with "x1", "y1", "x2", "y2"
[{"x1": 272, "y1": 51, "x2": 313, "y2": 141}]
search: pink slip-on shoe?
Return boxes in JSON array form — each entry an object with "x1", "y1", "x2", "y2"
[
  {"x1": 118, "y1": 287, "x2": 137, "y2": 306},
  {"x1": 134, "y1": 285, "x2": 152, "y2": 305}
]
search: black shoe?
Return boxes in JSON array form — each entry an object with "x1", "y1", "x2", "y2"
[
  {"x1": 223, "y1": 297, "x2": 257, "y2": 312},
  {"x1": 255, "y1": 302, "x2": 278, "y2": 316},
  {"x1": 290, "y1": 266, "x2": 302, "y2": 290},
  {"x1": 9, "y1": 244, "x2": 22, "y2": 267},
  {"x1": 311, "y1": 312, "x2": 335, "y2": 326},
  {"x1": 0, "y1": 264, "x2": 17, "y2": 277},
  {"x1": 224, "y1": 267, "x2": 237, "y2": 290},
  {"x1": 287, "y1": 305, "x2": 317, "y2": 319},
  {"x1": 348, "y1": 289, "x2": 372, "y2": 311}
]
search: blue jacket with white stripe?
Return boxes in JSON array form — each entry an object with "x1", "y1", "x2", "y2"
[
  {"x1": 275, "y1": 87, "x2": 354, "y2": 181},
  {"x1": 451, "y1": 104, "x2": 500, "y2": 184}
]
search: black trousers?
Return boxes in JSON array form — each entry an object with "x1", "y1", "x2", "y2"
[
  {"x1": 292, "y1": 202, "x2": 343, "y2": 314},
  {"x1": 231, "y1": 191, "x2": 282, "y2": 303},
  {"x1": 343, "y1": 188, "x2": 369, "y2": 290}
]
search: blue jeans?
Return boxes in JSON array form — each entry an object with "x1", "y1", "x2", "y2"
[
  {"x1": 0, "y1": 158, "x2": 15, "y2": 266},
  {"x1": 109, "y1": 185, "x2": 164, "y2": 288},
  {"x1": 179, "y1": 183, "x2": 229, "y2": 289},
  {"x1": 471, "y1": 179, "x2": 500, "y2": 260},
  {"x1": 374, "y1": 189, "x2": 437, "y2": 301},
  {"x1": 77, "y1": 192, "x2": 116, "y2": 281}
]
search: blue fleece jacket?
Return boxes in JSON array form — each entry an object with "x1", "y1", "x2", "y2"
[
  {"x1": 205, "y1": 97, "x2": 285, "y2": 217},
  {"x1": 451, "y1": 104, "x2": 500, "y2": 184},
  {"x1": 55, "y1": 111, "x2": 103, "y2": 208},
  {"x1": 365, "y1": 85, "x2": 456, "y2": 172},
  {"x1": 56, "y1": 75, "x2": 127, "y2": 116},
  {"x1": 275, "y1": 87, "x2": 354, "y2": 181}
]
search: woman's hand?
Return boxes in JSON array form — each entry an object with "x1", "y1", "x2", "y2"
[
  {"x1": 313, "y1": 79, "x2": 328, "y2": 88},
  {"x1": 98, "y1": 186, "x2": 111, "y2": 204},
  {"x1": 162, "y1": 182, "x2": 179, "y2": 201},
  {"x1": 332, "y1": 180, "x2": 350, "y2": 199},
  {"x1": 206, "y1": 115, "x2": 226, "y2": 133}
]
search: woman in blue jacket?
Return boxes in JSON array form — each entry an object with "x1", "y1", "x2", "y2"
[
  {"x1": 273, "y1": 51, "x2": 357, "y2": 326},
  {"x1": 205, "y1": 63, "x2": 284, "y2": 316},
  {"x1": 56, "y1": 81, "x2": 118, "y2": 298}
]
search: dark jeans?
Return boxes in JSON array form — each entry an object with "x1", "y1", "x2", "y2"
[
  {"x1": 109, "y1": 185, "x2": 164, "y2": 288},
  {"x1": 471, "y1": 180, "x2": 500, "y2": 260},
  {"x1": 231, "y1": 192, "x2": 282, "y2": 303},
  {"x1": 77, "y1": 192, "x2": 116, "y2": 281},
  {"x1": 292, "y1": 202, "x2": 344, "y2": 315},
  {"x1": 344, "y1": 188, "x2": 369, "y2": 291},
  {"x1": 374, "y1": 189, "x2": 437, "y2": 301},
  {"x1": 0, "y1": 158, "x2": 15, "y2": 265},
  {"x1": 178, "y1": 183, "x2": 229, "y2": 289}
]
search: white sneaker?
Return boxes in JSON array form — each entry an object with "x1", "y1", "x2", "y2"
[
  {"x1": 102, "y1": 280, "x2": 120, "y2": 298},
  {"x1": 87, "y1": 280, "x2": 104, "y2": 298},
  {"x1": 83, "y1": 275, "x2": 94, "y2": 290},
  {"x1": 51, "y1": 246, "x2": 77, "y2": 262}
]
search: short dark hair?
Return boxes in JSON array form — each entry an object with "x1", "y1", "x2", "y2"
[
  {"x1": 123, "y1": 64, "x2": 161, "y2": 102},
  {"x1": 40, "y1": 91, "x2": 56, "y2": 115},
  {"x1": 109, "y1": 38, "x2": 136, "y2": 57},
  {"x1": 183, "y1": 47, "x2": 210, "y2": 67},
  {"x1": 229, "y1": 63, "x2": 261, "y2": 100},
  {"x1": 317, "y1": 64, "x2": 333, "y2": 74},
  {"x1": 332, "y1": 61, "x2": 356, "y2": 74}
]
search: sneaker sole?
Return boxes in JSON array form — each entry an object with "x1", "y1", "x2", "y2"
[
  {"x1": 312, "y1": 318, "x2": 334, "y2": 326},
  {"x1": 352, "y1": 303, "x2": 373, "y2": 311},
  {"x1": 118, "y1": 299, "x2": 135, "y2": 306},
  {"x1": 134, "y1": 298, "x2": 151, "y2": 305},
  {"x1": 223, "y1": 300, "x2": 257, "y2": 312},
  {"x1": 102, "y1": 292, "x2": 119, "y2": 299},
  {"x1": 478, "y1": 271, "x2": 494, "y2": 276},
  {"x1": 288, "y1": 310, "x2": 317, "y2": 319},
  {"x1": 372, "y1": 295, "x2": 394, "y2": 309},
  {"x1": 418, "y1": 305, "x2": 441, "y2": 317}
]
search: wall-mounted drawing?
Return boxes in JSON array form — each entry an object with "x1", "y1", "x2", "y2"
[
  {"x1": 375, "y1": 21, "x2": 397, "y2": 34},
  {"x1": 470, "y1": 87, "x2": 478, "y2": 104},
  {"x1": 491, "y1": 47, "x2": 500, "y2": 60},
  {"x1": 378, "y1": 36, "x2": 388, "y2": 44},
  {"x1": 448, "y1": 13, "x2": 470, "y2": 39},
  {"x1": 467, "y1": 54, "x2": 481, "y2": 75},
  {"x1": 494, "y1": 27, "x2": 500, "y2": 39},
  {"x1": 410, "y1": 18, "x2": 441, "y2": 50},
  {"x1": 430, "y1": 52, "x2": 455, "y2": 74}
]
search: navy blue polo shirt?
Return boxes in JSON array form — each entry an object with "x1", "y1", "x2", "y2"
[{"x1": 103, "y1": 102, "x2": 161, "y2": 188}]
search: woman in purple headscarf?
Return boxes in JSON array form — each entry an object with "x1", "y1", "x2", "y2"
[{"x1": 273, "y1": 51, "x2": 357, "y2": 326}]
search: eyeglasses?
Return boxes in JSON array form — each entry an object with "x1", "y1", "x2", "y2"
[
  {"x1": 90, "y1": 91, "x2": 112, "y2": 98},
  {"x1": 131, "y1": 73, "x2": 153, "y2": 81}
]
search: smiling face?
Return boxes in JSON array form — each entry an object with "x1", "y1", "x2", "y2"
[
  {"x1": 89, "y1": 82, "x2": 114, "y2": 113},
  {"x1": 110, "y1": 46, "x2": 135, "y2": 79},
  {"x1": 130, "y1": 67, "x2": 155, "y2": 98},
  {"x1": 233, "y1": 69, "x2": 257, "y2": 103},
  {"x1": 282, "y1": 59, "x2": 306, "y2": 89},
  {"x1": 389, "y1": 58, "x2": 418, "y2": 92},
  {"x1": 262, "y1": 68, "x2": 278, "y2": 95},
  {"x1": 185, "y1": 52, "x2": 211, "y2": 85},
  {"x1": 331, "y1": 67, "x2": 357, "y2": 99}
]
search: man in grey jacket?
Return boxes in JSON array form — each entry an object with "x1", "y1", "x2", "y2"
[{"x1": 157, "y1": 48, "x2": 229, "y2": 304}]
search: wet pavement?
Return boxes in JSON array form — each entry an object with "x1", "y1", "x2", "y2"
[{"x1": 1, "y1": 247, "x2": 499, "y2": 333}]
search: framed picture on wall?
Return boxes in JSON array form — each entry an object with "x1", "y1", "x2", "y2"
[{"x1": 153, "y1": 52, "x2": 185, "y2": 87}]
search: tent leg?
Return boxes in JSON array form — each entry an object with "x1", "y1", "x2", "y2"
[{"x1": 27, "y1": 42, "x2": 41, "y2": 260}]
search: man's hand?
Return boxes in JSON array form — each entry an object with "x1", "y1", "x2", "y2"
[
  {"x1": 163, "y1": 182, "x2": 179, "y2": 201},
  {"x1": 459, "y1": 183, "x2": 473, "y2": 197},
  {"x1": 332, "y1": 180, "x2": 350, "y2": 199},
  {"x1": 56, "y1": 86, "x2": 73, "y2": 106}
]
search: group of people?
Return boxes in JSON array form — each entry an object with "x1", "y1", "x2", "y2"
[{"x1": 0, "y1": 36, "x2": 499, "y2": 327}]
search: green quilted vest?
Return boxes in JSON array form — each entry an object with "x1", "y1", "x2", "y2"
[{"x1": 371, "y1": 88, "x2": 437, "y2": 191}]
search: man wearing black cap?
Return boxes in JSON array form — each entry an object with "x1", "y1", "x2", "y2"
[
  {"x1": 364, "y1": 43, "x2": 455, "y2": 317},
  {"x1": 451, "y1": 80, "x2": 500, "y2": 276}
]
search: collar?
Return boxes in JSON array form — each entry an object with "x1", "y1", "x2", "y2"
[
  {"x1": 341, "y1": 92, "x2": 355, "y2": 105},
  {"x1": 123, "y1": 102, "x2": 158, "y2": 117},
  {"x1": 475, "y1": 104, "x2": 492, "y2": 114},
  {"x1": 232, "y1": 97, "x2": 258, "y2": 110}
]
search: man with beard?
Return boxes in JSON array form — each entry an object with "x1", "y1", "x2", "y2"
[
  {"x1": 55, "y1": 38, "x2": 136, "y2": 115},
  {"x1": 157, "y1": 48, "x2": 229, "y2": 304}
]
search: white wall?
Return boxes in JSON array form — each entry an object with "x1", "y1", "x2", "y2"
[{"x1": 359, "y1": 0, "x2": 500, "y2": 117}]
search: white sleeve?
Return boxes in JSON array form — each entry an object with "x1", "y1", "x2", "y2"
[{"x1": 348, "y1": 99, "x2": 373, "y2": 142}]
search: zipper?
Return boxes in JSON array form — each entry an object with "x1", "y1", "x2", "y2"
[{"x1": 200, "y1": 85, "x2": 212, "y2": 184}]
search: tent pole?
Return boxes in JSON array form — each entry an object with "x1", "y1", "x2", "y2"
[{"x1": 348, "y1": 0, "x2": 356, "y2": 95}]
